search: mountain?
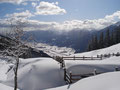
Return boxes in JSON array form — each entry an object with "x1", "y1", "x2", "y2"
[
  {"x1": 25, "y1": 21, "x2": 120, "y2": 53},
  {"x1": 26, "y1": 29, "x2": 96, "y2": 53},
  {"x1": 0, "y1": 35, "x2": 50, "y2": 58},
  {"x1": 97, "y1": 21, "x2": 120, "y2": 35},
  {"x1": 1, "y1": 21, "x2": 120, "y2": 53}
]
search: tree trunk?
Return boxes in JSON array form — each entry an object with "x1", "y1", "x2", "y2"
[{"x1": 14, "y1": 57, "x2": 19, "y2": 90}]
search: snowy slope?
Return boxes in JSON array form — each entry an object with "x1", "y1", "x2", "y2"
[
  {"x1": 47, "y1": 43, "x2": 120, "y2": 90},
  {"x1": 0, "y1": 61, "x2": 9, "y2": 81},
  {"x1": 73, "y1": 43, "x2": 120, "y2": 57},
  {"x1": 65, "y1": 57, "x2": 120, "y2": 74},
  {"x1": 64, "y1": 43, "x2": 120, "y2": 74},
  {"x1": 0, "y1": 43, "x2": 120, "y2": 90},
  {"x1": 5, "y1": 58, "x2": 65, "y2": 90},
  {"x1": 0, "y1": 83, "x2": 19, "y2": 90},
  {"x1": 0, "y1": 58, "x2": 19, "y2": 90},
  {"x1": 48, "y1": 71, "x2": 120, "y2": 90},
  {"x1": 35, "y1": 43, "x2": 75, "y2": 57}
]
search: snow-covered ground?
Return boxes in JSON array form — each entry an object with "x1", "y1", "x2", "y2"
[
  {"x1": 65, "y1": 56, "x2": 120, "y2": 75},
  {"x1": 47, "y1": 43, "x2": 120, "y2": 90},
  {"x1": 0, "y1": 83, "x2": 18, "y2": 90},
  {"x1": 35, "y1": 43, "x2": 75, "y2": 57},
  {"x1": 0, "y1": 57, "x2": 66, "y2": 90},
  {"x1": 63, "y1": 43, "x2": 120, "y2": 74},
  {"x1": 73, "y1": 43, "x2": 120, "y2": 57},
  {"x1": 0, "y1": 43, "x2": 120, "y2": 90},
  {"x1": 48, "y1": 71, "x2": 120, "y2": 90}
]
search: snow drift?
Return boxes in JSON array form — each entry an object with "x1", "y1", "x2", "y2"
[
  {"x1": 48, "y1": 71, "x2": 120, "y2": 90},
  {"x1": 1, "y1": 58, "x2": 66, "y2": 90}
]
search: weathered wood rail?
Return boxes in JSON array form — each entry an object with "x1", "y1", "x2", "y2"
[
  {"x1": 62, "y1": 56, "x2": 102, "y2": 60},
  {"x1": 53, "y1": 52, "x2": 120, "y2": 68},
  {"x1": 64, "y1": 68, "x2": 99, "y2": 84},
  {"x1": 59, "y1": 56, "x2": 102, "y2": 68},
  {"x1": 53, "y1": 52, "x2": 120, "y2": 84},
  {"x1": 64, "y1": 67, "x2": 120, "y2": 84},
  {"x1": 97, "y1": 52, "x2": 120, "y2": 58}
]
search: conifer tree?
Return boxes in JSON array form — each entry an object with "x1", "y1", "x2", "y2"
[
  {"x1": 110, "y1": 30, "x2": 115, "y2": 45},
  {"x1": 115, "y1": 27, "x2": 120, "y2": 44},
  {"x1": 104, "y1": 29, "x2": 110, "y2": 47},
  {"x1": 94, "y1": 35, "x2": 98, "y2": 49},
  {"x1": 99, "y1": 32, "x2": 104, "y2": 48}
]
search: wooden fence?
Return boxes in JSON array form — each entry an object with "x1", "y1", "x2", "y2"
[
  {"x1": 97, "y1": 52, "x2": 120, "y2": 58},
  {"x1": 62, "y1": 56, "x2": 102, "y2": 60},
  {"x1": 53, "y1": 52, "x2": 120, "y2": 68},
  {"x1": 64, "y1": 67, "x2": 120, "y2": 84},
  {"x1": 56, "y1": 56, "x2": 102, "y2": 68},
  {"x1": 64, "y1": 68, "x2": 99, "y2": 84}
]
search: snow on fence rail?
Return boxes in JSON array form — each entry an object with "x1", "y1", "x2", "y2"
[
  {"x1": 53, "y1": 52, "x2": 120, "y2": 68},
  {"x1": 63, "y1": 67, "x2": 120, "y2": 84},
  {"x1": 53, "y1": 53, "x2": 120, "y2": 84},
  {"x1": 53, "y1": 56, "x2": 103, "y2": 68},
  {"x1": 97, "y1": 52, "x2": 120, "y2": 58},
  {"x1": 63, "y1": 68, "x2": 100, "y2": 84},
  {"x1": 62, "y1": 56, "x2": 102, "y2": 60}
]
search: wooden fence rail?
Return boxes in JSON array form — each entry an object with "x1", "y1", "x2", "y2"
[
  {"x1": 62, "y1": 56, "x2": 102, "y2": 60},
  {"x1": 53, "y1": 52, "x2": 120, "y2": 68},
  {"x1": 60, "y1": 56, "x2": 102, "y2": 68},
  {"x1": 64, "y1": 67, "x2": 120, "y2": 84}
]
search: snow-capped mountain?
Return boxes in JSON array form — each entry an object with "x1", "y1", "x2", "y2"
[{"x1": 25, "y1": 21, "x2": 120, "y2": 53}]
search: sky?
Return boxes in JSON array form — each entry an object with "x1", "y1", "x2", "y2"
[{"x1": 0, "y1": 0, "x2": 120, "y2": 32}]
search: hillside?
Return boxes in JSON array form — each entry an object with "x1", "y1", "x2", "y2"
[
  {"x1": 73, "y1": 43, "x2": 120, "y2": 57},
  {"x1": 48, "y1": 43, "x2": 120, "y2": 90},
  {"x1": 25, "y1": 21, "x2": 120, "y2": 53},
  {"x1": 48, "y1": 71, "x2": 120, "y2": 90},
  {"x1": 0, "y1": 43, "x2": 120, "y2": 90},
  {"x1": 0, "y1": 57, "x2": 65, "y2": 90},
  {"x1": 0, "y1": 35, "x2": 50, "y2": 58}
]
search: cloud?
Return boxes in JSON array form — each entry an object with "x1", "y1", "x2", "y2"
[
  {"x1": 1, "y1": 11, "x2": 120, "y2": 32},
  {"x1": 0, "y1": 0, "x2": 20, "y2": 4},
  {"x1": 5, "y1": 10, "x2": 34, "y2": 20},
  {"x1": 25, "y1": 11, "x2": 120, "y2": 31},
  {"x1": 0, "y1": 0, "x2": 39, "y2": 4},
  {"x1": 105, "y1": 11, "x2": 120, "y2": 20},
  {"x1": 32, "y1": 2, "x2": 37, "y2": 7},
  {"x1": 35, "y1": 1, "x2": 66, "y2": 15}
]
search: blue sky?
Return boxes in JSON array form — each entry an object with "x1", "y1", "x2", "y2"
[
  {"x1": 0, "y1": 0, "x2": 120, "y2": 31},
  {"x1": 0, "y1": 0, "x2": 120, "y2": 21}
]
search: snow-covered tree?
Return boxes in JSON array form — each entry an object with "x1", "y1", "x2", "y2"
[{"x1": 0, "y1": 20, "x2": 31, "y2": 90}]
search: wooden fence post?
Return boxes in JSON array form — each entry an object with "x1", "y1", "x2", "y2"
[
  {"x1": 64, "y1": 68, "x2": 66, "y2": 81},
  {"x1": 93, "y1": 69, "x2": 97, "y2": 75},
  {"x1": 69, "y1": 71, "x2": 72, "y2": 84},
  {"x1": 91, "y1": 56, "x2": 93, "y2": 60},
  {"x1": 61, "y1": 57, "x2": 64, "y2": 68},
  {"x1": 83, "y1": 56, "x2": 85, "y2": 60},
  {"x1": 112, "y1": 53, "x2": 114, "y2": 56},
  {"x1": 74, "y1": 56, "x2": 75, "y2": 60},
  {"x1": 115, "y1": 67, "x2": 119, "y2": 71},
  {"x1": 97, "y1": 55, "x2": 99, "y2": 58},
  {"x1": 100, "y1": 56, "x2": 102, "y2": 60}
]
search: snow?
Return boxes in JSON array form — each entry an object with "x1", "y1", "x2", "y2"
[
  {"x1": 35, "y1": 43, "x2": 75, "y2": 57},
  {"x1": 63, "y1": 43, "x2": 120, "y2": 74},
  {"x1": 0, "y1": 43, "x2": 120, "y2": 90},
  {"x1": 47, "y1": 43, "x2": 120, "y2": 90},
  {"x1": 0, "y1": 61, "x2": 8, "y2": 81},
  {"x1": 65, "y1": 57, "x2": 120, "y2": 74},
  {"x1": 0, "y1": 83, "x2": 18, "y2": 90},
  {"x1": 5, "y1": 58, "x2": 65, "y2": 90},
  {"x1": 48, "y1": 71, "x2": 120, "y2": 90},
  {"x1": 73, "y1": 43, "x2": 120, "y2": 57}
]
